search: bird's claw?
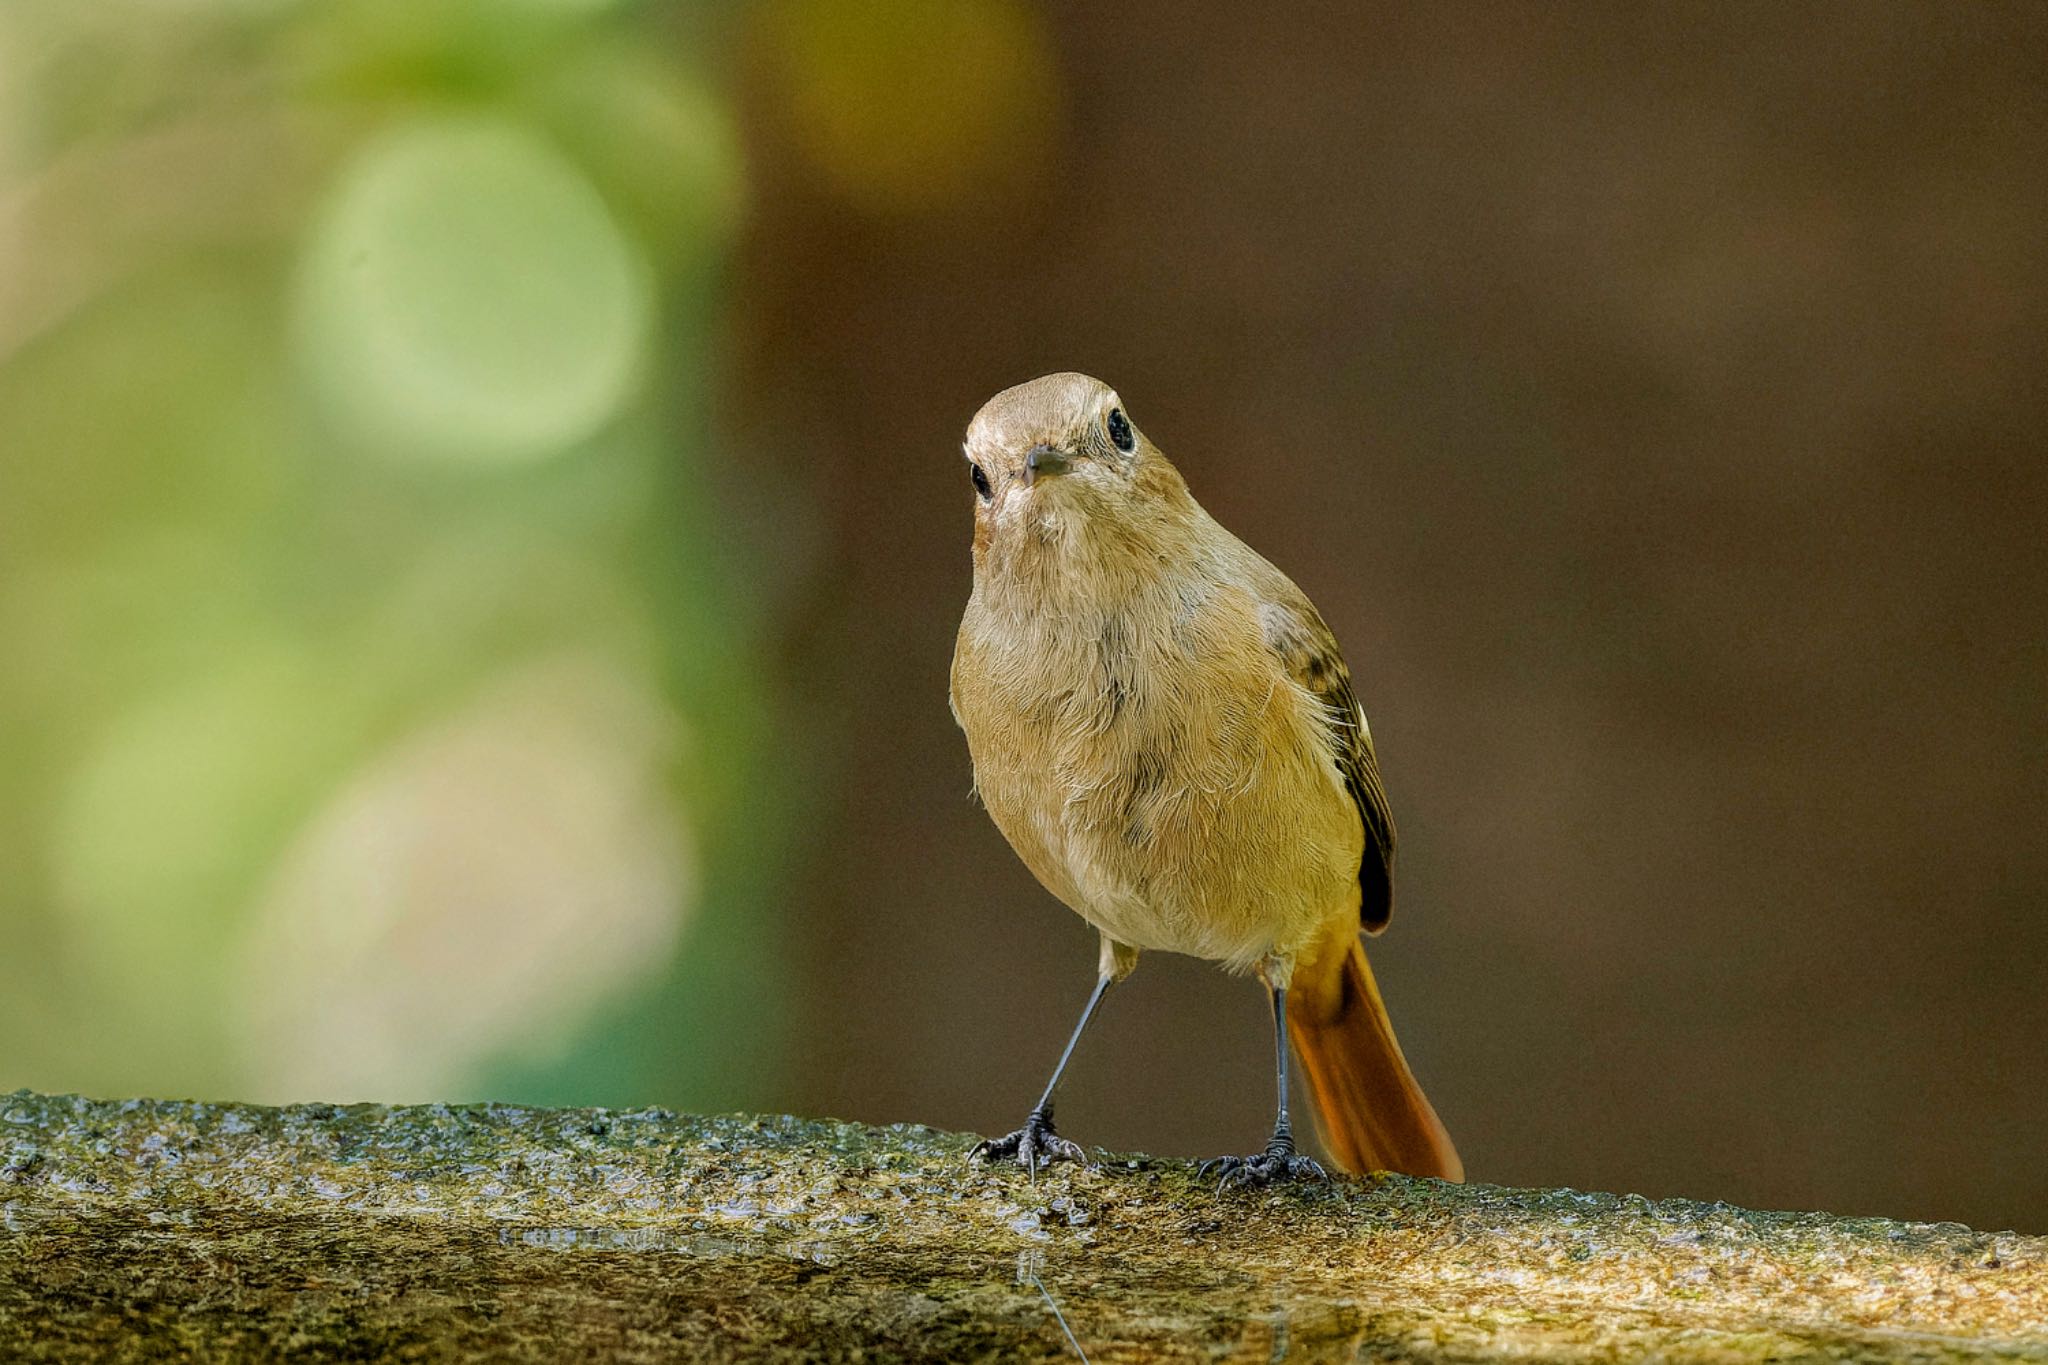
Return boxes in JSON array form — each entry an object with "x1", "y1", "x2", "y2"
[
  {"x1": 1200, "y1": 1141, "x2": 1329, "y2": 1191},
  {"x1": 972, "y1": 1109, "x2": 1088, "y2": 1176}
]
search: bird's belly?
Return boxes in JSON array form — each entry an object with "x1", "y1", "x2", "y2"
[
  {"x1": 1067, "y1": 875, "x2": 1267, "y2": 966},
  {"x1": 1051, "y1": 813, "x2": 1335, "y2": 968},
  {"x1": 1025, "y1": 720, "x2": 1360, "y2": 972}
]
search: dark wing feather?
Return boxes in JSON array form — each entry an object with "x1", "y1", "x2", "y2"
[{"x1": 1259, "y1": 598, "x2": 1397, "y2": 932}]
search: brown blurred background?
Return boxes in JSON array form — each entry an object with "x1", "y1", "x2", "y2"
[
  {"x1": 2, "y1": 1, "x2": 2042, "y2": 1235},
  {"x1": 736, "y1": 2, "x2": 2048, "y2": 1233}
]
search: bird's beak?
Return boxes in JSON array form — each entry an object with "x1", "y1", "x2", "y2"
[{"x1": 1024, "y1": 444, "x2": 1071, "y2": 486}]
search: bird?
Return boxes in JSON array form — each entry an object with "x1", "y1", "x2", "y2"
[{"x1": 948, "y1": 372, "x2": 1462, "y2": 1186}]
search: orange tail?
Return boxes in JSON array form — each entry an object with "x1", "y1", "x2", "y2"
[{"x1": 1290, "y1": 934, "x2": 1463, "y2": 1181}]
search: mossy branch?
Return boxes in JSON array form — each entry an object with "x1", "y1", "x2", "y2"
[{"x1": 2, "y1": 1090, "x2": 2043, "y2": 1362}]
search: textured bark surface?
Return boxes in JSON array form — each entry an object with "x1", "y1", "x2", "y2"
[{"x1": 2, "y1": 1090, "x2": 2044, "y2": 1362}]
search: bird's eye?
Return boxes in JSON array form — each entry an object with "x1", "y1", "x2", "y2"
[
  {"x1": 1106, "y1": 407, "x2": 1135, "y2": 454},
  {"x1": 970, "y1": 462, "x2": 992, "y2": 500}
]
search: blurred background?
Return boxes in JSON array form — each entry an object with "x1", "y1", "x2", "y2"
[{"x1": 1, "y1": 1, "x2": 2043, "y2": 1234}]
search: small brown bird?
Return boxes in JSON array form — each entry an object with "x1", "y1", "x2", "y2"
[{"x1": 949, "y1": 373, "x2": 1462, "y2": 1185}]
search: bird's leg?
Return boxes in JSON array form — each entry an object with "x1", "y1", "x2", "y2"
[
  {"x1": 1201, "y1": 983, "x2": 1330, "y2": 1189},
  {"x1": 972, "y1": 974, "x2": 1112, "y2": 1176}
]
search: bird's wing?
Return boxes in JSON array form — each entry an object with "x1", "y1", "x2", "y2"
[{"x1": 1258, "y1": 594, "x2": 1397, "y2": 932}]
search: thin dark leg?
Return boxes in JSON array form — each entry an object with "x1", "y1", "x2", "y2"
[
  {"x1": 1201, "y1": 985, "x2": 1328, "y2": 1189},
  {"x1": 1034, "y1": 973, "x2": 1112, "y2": 1116},
  {"x1": 1270, "y1": 984, "x2": 1296, "y2": 1150},
  {"x1": 973, "y1": 975, "x2": 1112, "y2": 1176}
]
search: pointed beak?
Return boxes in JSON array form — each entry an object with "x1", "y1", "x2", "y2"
[{"x1": 1023, "y1": 444, "x2": 1071, "y2": 486}]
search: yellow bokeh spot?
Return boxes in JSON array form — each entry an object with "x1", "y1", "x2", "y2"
[
  {"x1": 53, "y1": 642, "x2": 356, "y2": 1042},
  {"x1": 760, "y1": 0, "x2": 1058, "y2": 217},
  {"x1": 295, "y1": 114, "x2": 652, "y2": 468},
  {"x1": 239, "y1": 652, "x2": 691, "y2": 1101}
]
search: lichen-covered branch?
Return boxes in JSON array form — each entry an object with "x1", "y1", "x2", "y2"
[{"x1": 2, "y1": 1091, "x2": 2043, "y2": 1362}]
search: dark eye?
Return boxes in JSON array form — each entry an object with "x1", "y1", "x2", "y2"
[
  {"x1": 970, "y1": 462, "x2": 992, "y2": 500},
  {"x1": 1106, "y1": 407, "x2": 1134, "y2": 454}
]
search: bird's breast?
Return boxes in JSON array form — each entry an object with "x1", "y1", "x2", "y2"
[{"x1": 953, "y1": 584, "x2": 1361, "y2": 968}]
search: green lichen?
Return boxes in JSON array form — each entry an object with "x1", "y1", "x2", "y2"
[{"x1": 2, "y1": 1091, "x2": 2044, "y2": 1361}]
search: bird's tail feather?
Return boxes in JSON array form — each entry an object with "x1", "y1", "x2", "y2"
[{"x1": 1290, "y1": 933, "x2": 1463, "y2": 1181}]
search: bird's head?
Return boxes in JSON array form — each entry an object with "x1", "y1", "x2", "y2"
[{"x1": 960, "y1": 372, "x2": 1187, "y2": 564}]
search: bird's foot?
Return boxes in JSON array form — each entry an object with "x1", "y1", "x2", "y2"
[
  {"x1": 1200, "y1": 1135, "x2": 1328, "y2": 1191},
  {"x1": 972, "y1": 1108, "x2": 1087, "y2": 1176}
]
